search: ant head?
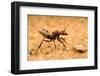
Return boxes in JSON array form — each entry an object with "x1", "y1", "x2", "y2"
[
  {"x1": 60, "y1": 24, "x2": 69, "y2": 35},
  {"x1": 60, "y1": 31, "x2": 68, "y2": 35}
]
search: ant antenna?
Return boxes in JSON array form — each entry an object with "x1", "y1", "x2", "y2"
[{"x1": 63, "y1": 24, "x2": 69, "y2": 32}]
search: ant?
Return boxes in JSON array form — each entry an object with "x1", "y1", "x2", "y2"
[{"x1": 31, "y1": 25, "x2": 69, "y2": 55}]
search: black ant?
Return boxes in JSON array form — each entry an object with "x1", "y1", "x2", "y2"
[{"x1": 31, "y1": 25, "x2": 69, "y2": 55}]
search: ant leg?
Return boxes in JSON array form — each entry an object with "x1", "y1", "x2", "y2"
[
  {"x1": 59, "y1": 37, "x2": 67, "y2": 44},
  {"x1": 35, "y1": 39, "x2": 52, "y2": 55},
  {"x1": 34, "y1": 38, "x2": 44, "y2": 55},
  {"x1": 57, "y1": 38, "x2": 67, "y2": 51},
  {"x1": 53, "y1": 40, "x2": 56, "y2": 49},
  {"x1": 53, "y1": 40, "x2": 56, "y2": 54},
  {"x1": 43, "y1": 39, "x2": 52, "y2": 42}
]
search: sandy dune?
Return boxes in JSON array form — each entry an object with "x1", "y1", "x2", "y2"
[{"x1": 27, "y1": 15, "x2": 88, "y2": 61}]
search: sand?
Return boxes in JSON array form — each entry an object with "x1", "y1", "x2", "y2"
[{"x1": 27, "y1": 15, "x2": 88, "y2": 61}]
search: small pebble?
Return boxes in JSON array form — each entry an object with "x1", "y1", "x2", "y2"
[{"x1": 73, "y1": 44, "x2": 87, "y2": 52}]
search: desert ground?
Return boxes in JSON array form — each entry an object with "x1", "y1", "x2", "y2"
[{"x1": 27, "y1": 15, "x2": 88, "y2": 61}]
